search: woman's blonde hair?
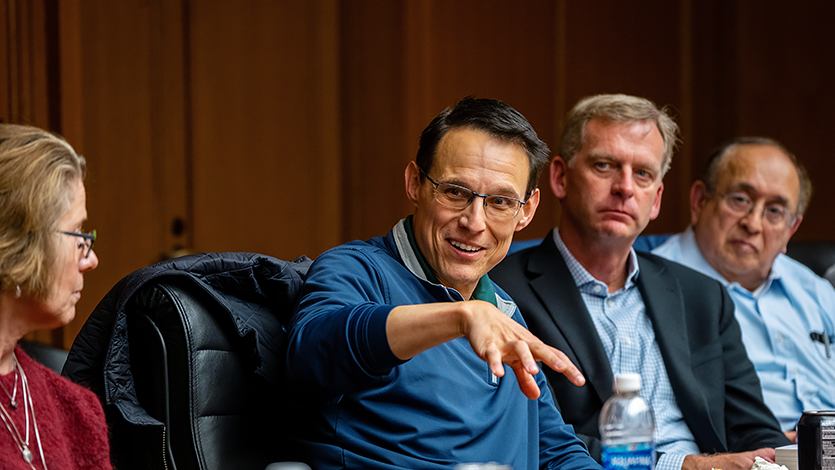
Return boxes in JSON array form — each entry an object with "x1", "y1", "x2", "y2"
[{"x1": 0, "y1": 124, "x2": 87, "y2": 299}]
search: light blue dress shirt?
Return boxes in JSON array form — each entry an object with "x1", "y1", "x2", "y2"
[
  {"x1": 653, "y1": 227, "x2": 835, "y2": 430},
  {"x1": 553, "y1": 230, "x2": 700, "y2": 470}
]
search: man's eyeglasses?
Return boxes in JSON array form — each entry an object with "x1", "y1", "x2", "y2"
[
  {"x1": 60, "y1": 230, "x2": 97, "y2": 259},
  {"x1": 718, "y1": 192, "x2": 796, "y2": 227},
  {"x1": 420, "y1": 169, "x2": 529, "y2": 220}
]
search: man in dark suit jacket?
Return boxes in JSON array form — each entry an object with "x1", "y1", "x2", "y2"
[{"x1": 492, "y1": 94, "x2": 790, "y2": 470}]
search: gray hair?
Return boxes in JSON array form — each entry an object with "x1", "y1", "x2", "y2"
[
  {"x1": 558, "y1": 94, "x2": 679, "y2": 177},
  {"x1": 702, "y1": 136, "x2": 812, "y2": 215}
]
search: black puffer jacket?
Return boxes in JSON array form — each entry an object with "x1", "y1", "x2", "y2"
[{"x1": 64, "y1": 252, "x2": 311, "y2": 430}]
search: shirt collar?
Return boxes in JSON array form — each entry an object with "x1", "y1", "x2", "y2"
[
  {"x1": 402, "y1": 215, "x2": 439, "y2": 284},
  {"x1": 678, "y1": 226, "x2": 780, "y2": 297},
  {"x1": 551, "y1": 228, "x2": 640, "y2": 295},
  {"x1": 395, "y1": 216, "x2": 497, "y2": 305}
]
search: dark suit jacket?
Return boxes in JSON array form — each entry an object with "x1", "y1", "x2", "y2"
[{"x1": 491, "y1": 235, "x2": 790, "y2": 460}]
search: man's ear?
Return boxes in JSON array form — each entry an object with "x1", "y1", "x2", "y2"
[
  {"x1": 781, "y1": 215, "x2": 803, "y2": 254},
  {"x1": 789, "y1": 215, "x2": 803, "y2": 237},
  {"x1": 649, "y1": 182, "x2": 664, "y2": 221},
  {"x1": 690, "y1": 180, "x2": 709, "y2": 226},
  {"x1": 515, "y1": 188, "x2": 540, "y2": 232},
  {"x1": 549, "y1": 156, "x2": 568, "y2": 199},
  {"x1": 405, "y1": 161, "x2": 422, "y2": 208},
  {"x1": 789, "y1": 214, "x2": 803, "y2": 238}
]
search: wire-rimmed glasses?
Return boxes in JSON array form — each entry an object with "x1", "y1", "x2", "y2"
[
  {"x1": 60, "y1": 230, "x2": 97, "y2": 259},
  {"x1": 420, "y1": 169, "x2": 528, "y2": 220},
  {"x1": 718, "y1": 192, "x2": 796, "y2": 227}
]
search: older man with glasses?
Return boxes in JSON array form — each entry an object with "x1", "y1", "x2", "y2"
[
  {"x1": 284, "y1": 97, "x2": 600, "y2": 470},
  {"x1": 652, "y1": 137, "x2": 835, "y2": 441}
]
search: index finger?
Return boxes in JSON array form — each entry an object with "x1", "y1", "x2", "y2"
[{"x1": 530, "y1": 342, "x2": 585, "y2": 386}]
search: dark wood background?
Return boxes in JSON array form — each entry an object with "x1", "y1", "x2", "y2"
[{"x1": 3, "y1": 0, "x2": 834, "y2": 349}]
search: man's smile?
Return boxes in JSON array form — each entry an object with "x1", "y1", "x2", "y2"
[{"x1": 450, "y1": 239, "x2": 483, "y2": 253}]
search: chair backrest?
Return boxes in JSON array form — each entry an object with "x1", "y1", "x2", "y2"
[
  {"x1": 118, "y1": 277, "x2": 289, "y2": 470},
  {"x1": 65, "y1": 252, "x2": 311, "y2": 470},
  {"x1": 785, "y1": 241, "x2": 835, "y2": 278},
  {"x1": 20, "y1": 339, "x2": 69, "y2": 374}
]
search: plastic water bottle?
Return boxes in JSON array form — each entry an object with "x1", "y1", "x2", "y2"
[{"x1": 599, "y1": 373, "x2": 655, "y2": 470}]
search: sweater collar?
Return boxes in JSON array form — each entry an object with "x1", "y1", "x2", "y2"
[{"x1": 394, "y1": 216, "x2": 497, "y2": 305}]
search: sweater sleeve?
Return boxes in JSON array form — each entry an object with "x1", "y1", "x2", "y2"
[
  {"x1": 286, "y1": 245, "x2": 406, "y2": 400},
  {"x1": 67, "y1": 384, "x2": 113, "y2": 469},
  {"x1": 537, "y1": 373, "x2": 602, "y2": 470}
]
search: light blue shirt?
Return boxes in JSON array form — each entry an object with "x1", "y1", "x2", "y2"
[
  {"x1": 653, "y1": 227, "x2": 835, "y2": 430},
  {"x1": 553, "y1": 230, "x2": 699, "y2": 470}
]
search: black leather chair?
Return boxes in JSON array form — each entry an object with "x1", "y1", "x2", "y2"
[
  {"x1": 64, "y1": 252, "x2": 311, "y2": 470},
  {"x1": 20, "y1": 339, "x2": 69, "y2": 373},
  {"x1": 785, "y1": 240, "x2": 835, "y2": 278},
  {"x1": 121, "y1": 278, "x2": 288, "y2": 469}
]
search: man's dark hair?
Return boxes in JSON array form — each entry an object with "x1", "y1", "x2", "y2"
[
  {"x1": 415, "y1": 97, "x2": 549, "y2": 197},
  {"x1": 701, "y1": 136, "x2": 813, "y2": 215}
]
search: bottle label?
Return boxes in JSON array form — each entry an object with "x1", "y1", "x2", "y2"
[{"x1": 601, "y1": 442, "x2": 655, "y2": 470}]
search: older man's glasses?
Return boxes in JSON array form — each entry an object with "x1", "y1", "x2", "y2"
[
  {"x1": 60, "y1": 230, "x2": 97, "y2": 259},
  {"x1": 719, "y1": 192, "x2": 796, "y2": 227},
  {"x1": 421, "y1": 169, "x2": 528, "y2": 220}
]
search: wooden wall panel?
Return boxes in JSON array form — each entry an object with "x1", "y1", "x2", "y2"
[
  {"x1": 561, "y1": 1, "x2": 690, "y2": 235},
  {"x1": 57, "y1": 0, "x2": 188, "y2": 345},
  {"x1": 731, "y1": 2, "x2": 835, "y2": 241},
  {"x1": 0, "y1": 0, "x2": 8, "y2": 121},
  {"x1": 688, "y1": 1, "x2": 740, "y2": 184},
  {"x1": 340, "y1": 1, "x2": 408, "y2": 243},
  {"x1": 1, "y1": 0, "x2": 55, "y2": 126},
  {"x1": 149, "y1": 0, "x2": 191, "y2": 260},
  {"x1": 404, "y1": 0, "x2": 559, "y2": 241},
  {"x1": 2, "y1": 0, "x2": 60, "y2": 346},
  {"x1": 188, "y1": 0, "x2": 341, "y2": 260},
  {"x1": 687, "y1": 2, "x2": 835, "y2": 241},
  {"x1": 341, "y1": 0, "x2": 560, "y2": 243}
]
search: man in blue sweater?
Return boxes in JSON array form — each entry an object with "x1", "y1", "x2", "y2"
[{"x1": 286, "y1": 97, "x2": 600, "y2": 470}]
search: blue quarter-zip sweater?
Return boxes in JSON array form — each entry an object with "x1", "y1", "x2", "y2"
[{"x1": 286, "y1": 219, "x2": 598, "y2": 470}]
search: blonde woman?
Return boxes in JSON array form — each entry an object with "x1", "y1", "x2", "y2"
[{"x1": 0, "y1": 124, "x2": 110, "y2": 469}]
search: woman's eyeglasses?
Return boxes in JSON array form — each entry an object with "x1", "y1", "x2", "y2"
[{"x1": 60, "y1": 230, "x2": 97, "y2": 259}]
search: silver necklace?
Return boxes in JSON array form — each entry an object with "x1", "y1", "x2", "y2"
[
  {"x1": 0, "y1": 366, "x2": 18, "y2": 408},
  {"x1": 0, "y1": 352, "x2": 47, "y2": 469}
]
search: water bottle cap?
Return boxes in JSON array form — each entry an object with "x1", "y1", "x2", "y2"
[{"x1": 613, "y1": 373, "x2": 641, "y2": 392}]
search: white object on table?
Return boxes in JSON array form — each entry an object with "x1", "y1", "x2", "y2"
[
  {"x1": 456, "y1": 464, "x2": 512, "y2": 470},
  {"x1": 264, "y1": 463, "x2": 312, "y2": 470},
  {"x1": 774, "y1": 444, "x2": 798, "y2": 470}
]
